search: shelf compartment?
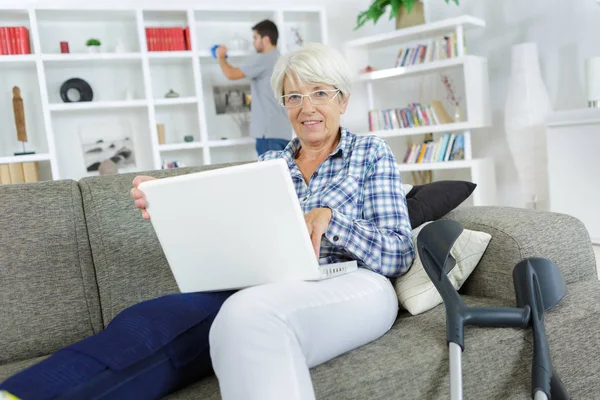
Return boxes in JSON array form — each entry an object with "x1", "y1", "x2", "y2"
[
  {"x1": 0, "y1": 63, "x2": 47, "y2": 156},
  {"x1": 193, "y1": 10, "x2": 276, "y2": 54},
  {"x1": 44, "y1": 58, "x2": 145, "y2": 104},
  {"x1": 149, "y1": 57, "x2": 195, "y2": 99},
  {"x1": 36, "y1": 10, "x2": 140, "y2": 54},
  {"x1": 155, "y1": 103, "x2": 201, "y2": 145},
  {"x1": 282, "y1": 11, "x2": 323, "y2": 52}
]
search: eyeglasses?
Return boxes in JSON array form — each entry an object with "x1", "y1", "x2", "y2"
[{"x1": 280, "y1": 89, "x2": 341, "y2": 109}]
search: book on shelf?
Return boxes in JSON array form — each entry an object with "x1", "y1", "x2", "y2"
[
  {"x1": 368, "y1": 100, "x2": 453, "y2": 132},
  {"x1": 0, "y1": 162, "x2": 40, "y2": 184},
  {"x1": 162, "y1": 160, "x2": 186, "y2": 169},
  {"x1": 145, "y1": 27, "x2": 191, "y2": 52},
  {"x1": 401, "y1": 133, "x2": 465, "y2": 165},
  {"x1": 0, "y1": 26, "x2": 31, "y2": 55},
  {"x1": 394, "y1": 32, "x2": 465, "y2": 68}
]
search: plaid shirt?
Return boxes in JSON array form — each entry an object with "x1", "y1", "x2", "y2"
[{"x1": 259, "y1": 128, "x2": 414, "y2": 277}]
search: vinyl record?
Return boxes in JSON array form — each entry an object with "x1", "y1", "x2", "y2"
[{"x1": 60, "y1": 78, "x2": 93, "y2": 103}]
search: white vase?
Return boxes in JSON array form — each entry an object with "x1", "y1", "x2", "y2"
[
  {"x1": 88, "y1": 46, "x2": 100, "y2": 53},
  {"x1": 504, "y1": 42, "x2": 552, "y2": 210}
]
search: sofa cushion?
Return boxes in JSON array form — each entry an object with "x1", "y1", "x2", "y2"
[
  {"x1": 162, "y1": 280, "x2": 600, "y2": 399},
  {"x1": 442, "y1": 206, "x2": 597, "y2": 301},
  {"x1": 0, "y1": 181, "x2": 102, "y2": 365},
  {"x1": 405, "y1": 180, "x2": 476, "y2": 228},
  {"x1": 79, "y1": 163, "x2": 249, "y2": 326},
  {"x1": 394, "y1": 222, "x2": 492, "y2": 315}
]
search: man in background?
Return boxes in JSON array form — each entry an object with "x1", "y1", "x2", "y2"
[{"x1": 216, "y1": 20, "x2": 292, "y2": 156}]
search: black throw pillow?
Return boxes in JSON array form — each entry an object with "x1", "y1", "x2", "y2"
[{"x1": 405, "y1": 180, "x2": 477, "y2": 228}]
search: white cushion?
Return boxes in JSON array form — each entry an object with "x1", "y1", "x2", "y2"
[
  {"x1": 402, "y1": 184, "x2": 413, "y2": 196},
  {"x1": 394, "y1": 222, "x2": 492, "y2": 315}
]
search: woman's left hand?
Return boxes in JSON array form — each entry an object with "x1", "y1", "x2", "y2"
[{"x1": 304, "y1": 207, "x2": 332, "y2": 259}]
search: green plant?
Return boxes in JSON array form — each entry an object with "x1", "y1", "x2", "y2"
[
  {"x1": 86, "y1": 38, "x2": 101, "y2": 46},
  {"x1": 355, "y1": 0, "x2": 459, "y2": 30}
]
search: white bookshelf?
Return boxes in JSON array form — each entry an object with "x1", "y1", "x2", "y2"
[
  {"x1": 0, "y1": 5, "x2": 327, "y2": 181},
  {"x1": 344, "y1": 15, "x2": 496, "y2": 206}
]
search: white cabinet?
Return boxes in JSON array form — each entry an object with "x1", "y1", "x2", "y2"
[{"x1": 546, "y1": 108, "x2": 600, "y2": 244}]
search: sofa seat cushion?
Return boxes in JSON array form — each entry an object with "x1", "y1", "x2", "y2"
[{"x1": 166, "y1": 280, "x2": 600, "y2": 399}]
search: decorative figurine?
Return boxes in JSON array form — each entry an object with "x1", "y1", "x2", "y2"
[
  {"x1": 13, "y1": 86, "x2": 34, "y2": 156},
  {"x1": 165, "y1": 89, "x2": 180, "y2": 98}
]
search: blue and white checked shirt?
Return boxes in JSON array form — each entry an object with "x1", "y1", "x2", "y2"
[{"x1": 259, "y1": 128, "x2": 414, "y2": 277}]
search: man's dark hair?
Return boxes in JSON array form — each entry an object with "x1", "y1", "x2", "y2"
[{"x1": 252, "y1": 19, "x2": 279, "y2": 46}]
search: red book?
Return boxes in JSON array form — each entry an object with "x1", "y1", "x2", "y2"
[
  {"x1": 176, "y1": 27, "x2": 183, "y2": 51},
  {"x1": 0, "y1": 28, "x2": 7, "y2": 55},
  {"x1": 168, "y1": 27, "x2": 175, "y2": 51},
  {"x1": 184, "y1": 27, "x2": 191, "y2": 50},
  {"x1": 145, "y1": 27, "x2": 151, "y2": 51},
  {"x1": 14, "y1": 27, "x2": 22, "y2": 54},
  {"x1": 158, "y1": 28, "x2": 164, "y2": 51},
  {"x1": 6, "y1": 27, "x2": 14, "y2": 54},
  {"x1": 151, "y1": 28, "x2": 158, "y2": 51},
  {"x1": 11, "y1": 27, "x2": 18, "y2": 55},
  {"x1": 21, "y1": 27, "x2": 31, "y2": 54}
]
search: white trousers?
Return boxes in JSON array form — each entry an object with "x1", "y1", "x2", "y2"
[{"x1": 209, "y1": 268, "x2": 399, "y2": 400}]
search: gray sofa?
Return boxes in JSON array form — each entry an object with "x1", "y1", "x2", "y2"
[{"x1": 1, "y1": 163, "x2": 599, "y2": 399}]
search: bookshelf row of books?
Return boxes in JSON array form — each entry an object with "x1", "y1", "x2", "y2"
[
  {"x1": 0, "y1": 26, "x2": 32, "y2": 55},
  {"x1": 0, "y1": 162, "x2": 40, "y2": 184},
  {"x1": 401, "y1": 133, "x2": 465, "y2": 164},
  {"x1": 145, "y1": 27, "x2": 191, "y2": 52},
  {"x1": 394, "y1": 32, "x2": 464, "y2": 67},
  {"x1": 368, "y1": 100, "x2": 453, "y2": 132}
]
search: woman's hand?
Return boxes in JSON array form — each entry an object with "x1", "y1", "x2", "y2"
[
  {"x1": 304, "y1": 207, "x2": 332, "y2": 259},
  {"x1": 131, "y1": 176, "x2": 157, "y2": 220}
]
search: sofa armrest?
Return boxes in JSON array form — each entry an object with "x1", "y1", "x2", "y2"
[{"x1": 442, "y1": 206, "x2": 597, "y2": 302}]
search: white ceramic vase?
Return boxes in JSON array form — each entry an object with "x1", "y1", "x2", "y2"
[{"x1": 504, "y1": 42, "x2": 553, "y2": 210}]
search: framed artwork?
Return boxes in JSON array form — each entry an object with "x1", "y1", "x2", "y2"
[{"x1": 79, "y1": 120, "x2": 136, "y2": 173}]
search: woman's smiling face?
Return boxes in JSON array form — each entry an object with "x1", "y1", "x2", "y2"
[{"x1": 282, "y1": 76, "x2": 349, "y2": 147}]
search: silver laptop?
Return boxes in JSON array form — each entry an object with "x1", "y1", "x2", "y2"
[{"x1": 139, "y1": 159, "x2": 357, "y2": 292}]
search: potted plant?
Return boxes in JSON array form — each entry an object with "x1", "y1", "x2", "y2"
[
  {"x1": 355, "y1": 0, "x2": 459, "y2": 31},
  {"x1": 86, "y1": 38, "x2": 101, "y2": 53}
]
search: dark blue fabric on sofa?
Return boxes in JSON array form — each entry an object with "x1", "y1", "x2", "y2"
[{"x1": 0, "y1": 291, "x2": 234, "y2": 400}]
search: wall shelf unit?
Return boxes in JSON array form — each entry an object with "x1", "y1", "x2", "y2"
[
  {"x1": 344, "y1": 15, "x2": 496, "y2": 206},
  {"x1": 0, "y1": 5, "x2": 327, "y2": 181}
]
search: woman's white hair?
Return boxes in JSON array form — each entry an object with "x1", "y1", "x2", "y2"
[{"x1": 270, "y1": 43, "x2": 352, "y2": 102}]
